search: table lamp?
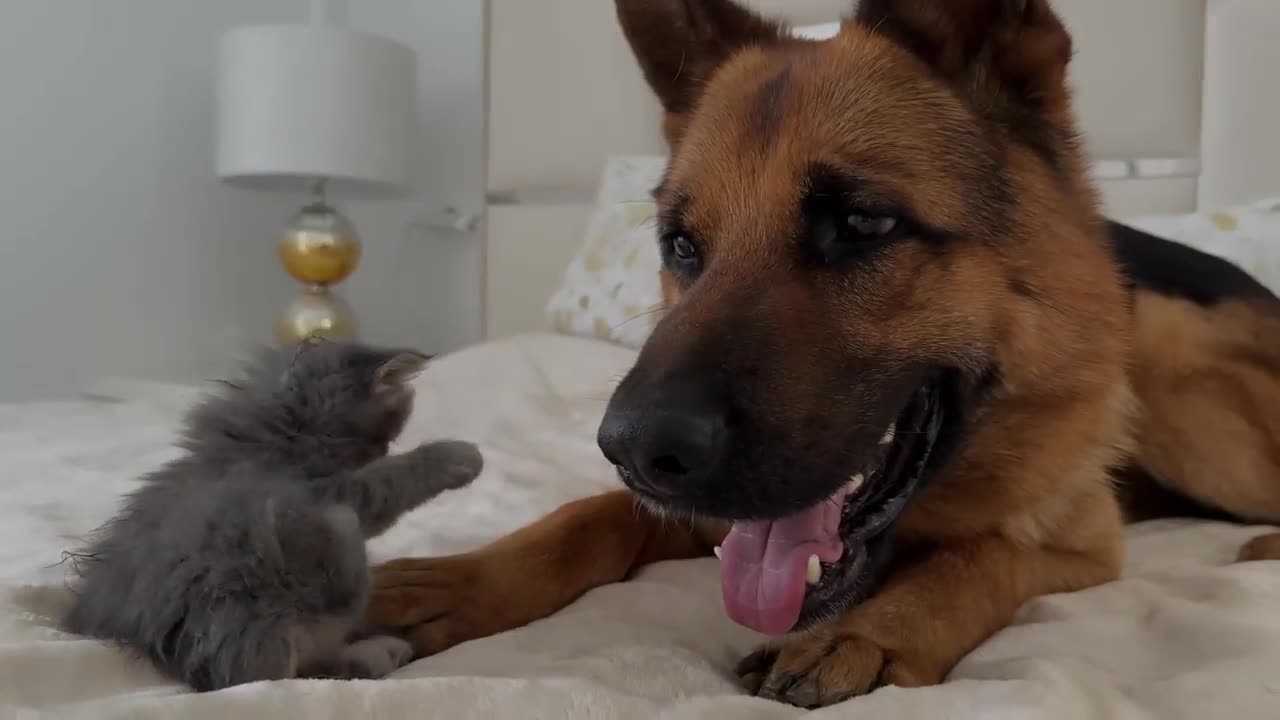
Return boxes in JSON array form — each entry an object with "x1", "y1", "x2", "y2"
[{"x1": 216, "y1": 24, "x2": 417, "y2": 343}]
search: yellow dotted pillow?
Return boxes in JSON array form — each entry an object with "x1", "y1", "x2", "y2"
[
  {"x1": 545, "y1": 199, "x2": 664, "y2": 348},
  {"x1": 1122, "y1": 197, "x2": 1280, "y2": 295}
]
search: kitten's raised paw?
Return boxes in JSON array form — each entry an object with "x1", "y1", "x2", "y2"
[
  {"x1": 340, "y1": 635, "x2": 415, "y2": 679},
  {"x1": 414, "y1": 440, "x2": 484, "y2": 489}
]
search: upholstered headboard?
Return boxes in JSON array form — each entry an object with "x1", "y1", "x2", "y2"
[{"x1": 482, "y1": 0, "x2": 1215, "y2": 338}]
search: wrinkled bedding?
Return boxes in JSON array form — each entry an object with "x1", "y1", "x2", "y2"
[{"x1": 2, "y1": 332, "x2": 1279, "y2": 719}]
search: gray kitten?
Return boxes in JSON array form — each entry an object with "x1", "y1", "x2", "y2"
[{"x1": 62, "y1": 339, "x2": 483, "y2": 692}]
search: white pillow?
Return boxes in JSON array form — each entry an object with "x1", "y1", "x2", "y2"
[
  {"x1": 545, "y1": 158, "x2": 666, "y2": 348},
  {"x1": 1120, "y1": 197, "x2": 1280, "y2": 295},
  {"x1": 595, "y1": 155, "x2": 668, "y2": 206}
]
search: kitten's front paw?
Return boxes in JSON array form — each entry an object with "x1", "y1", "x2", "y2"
[
  {"x1": 414, "y1": 440, "x2": 484, "y2": 490},
  {"x1": 340, "y1": 635, "x2": 415, "y2": 679}
]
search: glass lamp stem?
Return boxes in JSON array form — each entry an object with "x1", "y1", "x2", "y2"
[{"x1": 311, "y1": 177, "x2": 329, "y2": 205}]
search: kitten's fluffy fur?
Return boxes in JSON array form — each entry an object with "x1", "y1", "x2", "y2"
[{"x1": 63, "y1": 339, "x2": 483, "y2": 691}]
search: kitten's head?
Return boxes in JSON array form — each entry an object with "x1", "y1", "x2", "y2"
[{"x1": 183, "y1": 338, "x2": 431, "y2": 473}]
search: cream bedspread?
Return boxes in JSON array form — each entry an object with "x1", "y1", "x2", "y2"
[{"x1": 1, "y1": 332, "x2": 1278, "y2": 719}]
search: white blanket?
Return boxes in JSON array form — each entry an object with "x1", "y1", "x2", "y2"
[{"x1": 2, "y1": 333, "x2": 1278, "y2": 719}]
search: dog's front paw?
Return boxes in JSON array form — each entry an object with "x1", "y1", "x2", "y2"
[
  {"x1": 365, "y1": 553, "x2": 510, "y2": 657},
  {"x1": 737, "y1": 627, "x2": 938, "y2": 708}
]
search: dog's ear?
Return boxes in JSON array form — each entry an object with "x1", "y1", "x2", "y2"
[
  {"x1": 857, "y1": 0, "x2": 1075, "y2": 161},
  {"x1": 615, "y1": 0, "x2": 786, "y2": 145},
  {"x1": 856, "y1": 0, "x2": 1073, "y2": 94}
]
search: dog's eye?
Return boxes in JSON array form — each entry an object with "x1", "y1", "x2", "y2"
[
  {"x1": 661, "y1": 233, "x2": 702, "y2": 279},
  {"x1": 847, "y1": 213, "x2": 897, "y2": 239},
  {"x1": 672, "y1": 235, "x2": 697, "y2": 260},
  {"x1": 806, "y1": 207, "x2": 908, "y2": 266}
]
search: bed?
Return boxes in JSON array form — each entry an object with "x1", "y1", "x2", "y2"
[
  {"x1": 5, "y1": 0, "x2": 1280, "y2": 717},
  {"x1": 5, "y1": 334, "x2": 1280, "y2": 719}
]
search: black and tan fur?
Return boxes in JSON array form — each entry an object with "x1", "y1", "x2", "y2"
[{"x1": 367, "y1": 0, "x2": 1280, "y2": 708}]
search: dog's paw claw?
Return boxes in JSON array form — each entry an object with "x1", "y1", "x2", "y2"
[
  {"x1": 734, "y1": 646, "x2": 780, "y2": 695},
  {"x1": 738, "y1": 631, "x2": 894, "y2": 708}
]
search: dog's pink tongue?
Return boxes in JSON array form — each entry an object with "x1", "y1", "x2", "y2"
[{"x1": 719, "y1": 500, "x2": 845, "y2": 635}]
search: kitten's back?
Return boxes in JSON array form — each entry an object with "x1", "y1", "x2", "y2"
[
  {"x1": 62, "y1": 340, "x2": 446, "y2": 690},
  {"x1": 67, "y1": 465, "x2": 372, "y2": 689}
]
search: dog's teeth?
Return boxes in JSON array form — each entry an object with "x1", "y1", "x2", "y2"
[
  {"x1": 713, "y1": 546, "x2": 722, "y2": 559},
  {"x1": 848, "y1": 473, "x2": 865, "y2": 493},
  {"x1": 880, "y1": 423, "x2": 896, "y2": 445},
  {"x1": 806, "y1": 554, "x2": 822, "y2": 584}
]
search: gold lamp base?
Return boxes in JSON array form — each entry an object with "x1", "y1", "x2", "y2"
[
  {"x1": 276, "y1": 287, "x2": 358, "y2": 344},
  {"x1": 275, "y1": 179, "x2": 362, "y2": 345}
]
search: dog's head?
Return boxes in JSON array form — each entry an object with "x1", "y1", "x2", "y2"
[{"x1": 598, "y1": 0, "x2": 1129, "y2": 635}]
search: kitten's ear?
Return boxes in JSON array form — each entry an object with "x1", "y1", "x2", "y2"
[{"x1": 374, "y1": 351, "x2": 431, "y2": 395}]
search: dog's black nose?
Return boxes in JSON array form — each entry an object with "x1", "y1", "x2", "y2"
[{"x1": 597, "y1": 377, "x2": 728, "y2": 497}]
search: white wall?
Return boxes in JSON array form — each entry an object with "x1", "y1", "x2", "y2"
[
  {"x1": 0, "y1": 0, "x2": 487, "y2": 401},
  {"x1": 0, "y1": 1, "x2": 305, "y2": 401},
  {"x1": 340, "y1": 0, "x2": 487, "y2": 355},
  {"x1": 1199, "y1": 0, "x2": 1280, "y2": 208}
]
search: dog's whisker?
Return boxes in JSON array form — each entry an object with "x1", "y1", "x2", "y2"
[{"x1": 611, "y1": 306, "x2": 668, "y2": 332}]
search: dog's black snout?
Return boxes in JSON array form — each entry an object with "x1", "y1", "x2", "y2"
[{"x1": 597, "y1": 378, "x2": 729, "y2": 498}]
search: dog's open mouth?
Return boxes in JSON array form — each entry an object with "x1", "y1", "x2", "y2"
[{"x1": 717, "y1": 381, "x2": 945, "y2": 635}]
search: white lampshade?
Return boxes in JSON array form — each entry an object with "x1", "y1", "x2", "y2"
[{"x1": 216, "y1": 25, "x2": 417, "y2": 196}]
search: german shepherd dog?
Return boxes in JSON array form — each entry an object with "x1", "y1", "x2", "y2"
[{"x1": 367, "y1": 0, "x2": 1280, "y2": 707}]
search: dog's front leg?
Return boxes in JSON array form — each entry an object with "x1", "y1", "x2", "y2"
[
  {"x1": 365, "y1": 490, "x2": 726, "y2": 657},
  {"x1": 739, "y1": 528, "x2": 1122, "y2": 708}
]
